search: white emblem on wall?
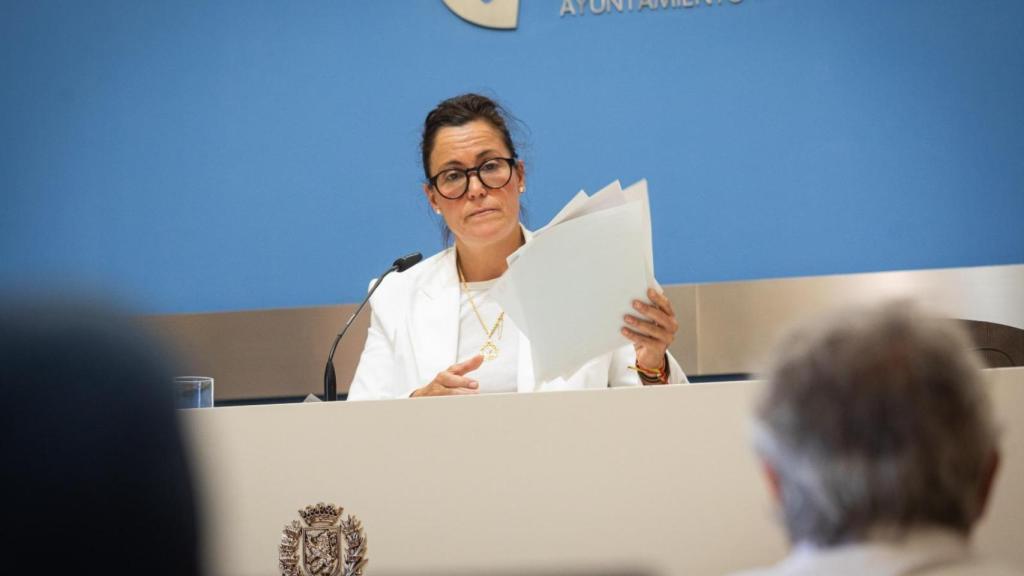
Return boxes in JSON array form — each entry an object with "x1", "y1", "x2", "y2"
[{"x1": 443, "y1": 0, "x2": 520, "y2": 30}]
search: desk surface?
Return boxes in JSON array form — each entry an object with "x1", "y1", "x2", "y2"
[{"x1": 182, "y1": 367, "x2": 1024, "y2": 576}]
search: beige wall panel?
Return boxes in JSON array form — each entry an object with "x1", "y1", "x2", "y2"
[
  {"x1": 144, "y1": 264, "x2": 1023, "y2": 399},
  {"x1": 696, "y1": 264, "x2": 1024, "y2": 375},
  {"x1": 143, "y1": 305, "x2": 369, "y2": 400}
]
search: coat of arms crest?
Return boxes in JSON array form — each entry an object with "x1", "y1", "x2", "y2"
[{"x1": 279, "y1": 502, "x2": 367, "y2": 576}]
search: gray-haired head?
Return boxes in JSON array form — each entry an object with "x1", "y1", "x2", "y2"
[{"x1": 754, "y1": 300, "x2": 998, "y2": 546}]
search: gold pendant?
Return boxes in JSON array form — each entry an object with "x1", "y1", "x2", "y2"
[{"x1": 480, "y1": 340, "x2": 499, "y2": 361}]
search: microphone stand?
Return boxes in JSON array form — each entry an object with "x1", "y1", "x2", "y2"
[{"x1": 323, "y1": 252, "x2": 422, "y2": 401}]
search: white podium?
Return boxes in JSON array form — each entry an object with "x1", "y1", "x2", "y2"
[{"x1": 181, "y1": 368, "x2": 1024, "y2": 576}]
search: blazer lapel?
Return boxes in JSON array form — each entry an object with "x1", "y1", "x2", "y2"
[{"x1": 410, "y1": 249, "x2": 460, "y2": 386}]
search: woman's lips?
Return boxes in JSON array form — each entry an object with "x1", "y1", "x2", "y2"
[{"x1": 466, "y1": 208, "x2": 499, "y2": 219}]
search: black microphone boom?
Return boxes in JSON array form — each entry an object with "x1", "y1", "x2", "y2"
[{"x1": 323, "y1": 252, "x2": 422, "y2": 401}]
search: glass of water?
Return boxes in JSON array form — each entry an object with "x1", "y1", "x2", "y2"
[{"x1": 174, "y1": 376, "x2": 214, "y2": 409}]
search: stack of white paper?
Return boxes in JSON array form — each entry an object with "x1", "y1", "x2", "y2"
[{"x1": 491, "y1": 179, "x2": 659, "y2": 384}]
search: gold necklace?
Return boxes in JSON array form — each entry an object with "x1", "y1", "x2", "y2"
[{"x1": 457, "y1": 262, "x2": 505, "y2": 361}]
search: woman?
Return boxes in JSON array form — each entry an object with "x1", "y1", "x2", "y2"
[{"x1": 348, "y1": 93, "x2": 687, "y2": 400}]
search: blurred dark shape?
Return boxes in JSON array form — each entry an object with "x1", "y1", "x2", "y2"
[{"x1": 0, "y1": 296, "x2": 200, "y2": 575}]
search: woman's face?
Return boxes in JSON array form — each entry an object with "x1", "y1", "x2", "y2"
[{"x1": 424, "y1": 119, "x2": 525, "y2": 251}]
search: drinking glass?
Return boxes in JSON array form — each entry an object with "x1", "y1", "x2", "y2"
[{"x1": 174, "y1": 376, "x2": 214, "y2": 409}]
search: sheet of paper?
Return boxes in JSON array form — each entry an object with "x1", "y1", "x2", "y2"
[
  {"x1": 489, "y1": 268, "x2": 530, "y2": 339},
  {"x1": 493, "y1": 199, "x2": 651, "y2": 383},
  {"x1": 535, "y1": 189, "x2": 591, "y2": 234},
  {"x1": 536, "y1": 181, "x2": 621, "y2": 230},
  {"x1": 515, "y1": 179, "x2": 634, "y2": 266},
  {"x1": 622, "y1": 179, "x2": 658, "y2": 288}
]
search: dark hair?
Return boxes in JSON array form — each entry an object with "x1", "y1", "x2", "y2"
[
  {"x1": 420, "y1": 93, "x2": 518, "y2": 180},
  {"x1": 420, "y1": 94, "x2": 526, "y2": 246}
]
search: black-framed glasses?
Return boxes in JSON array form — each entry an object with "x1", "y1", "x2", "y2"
[{"x1": 429, "y1": 157, "x2": 516, "y2": 200}]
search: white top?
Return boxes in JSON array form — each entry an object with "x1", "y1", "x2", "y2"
[
  {"x1": 457, "y1": 279, "x2": 518, "y2": 394},
  {"x1": 729, "y1": 528, "x2": 1023, "y2": 576}
]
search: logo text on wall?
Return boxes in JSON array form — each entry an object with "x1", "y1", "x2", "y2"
[
  {"x1": 442, "y1": 0, "x2": 745, "y2": 30},
  {"x1": 443, "y1": 0, "x2": 520, "y2": 30},
  {"x1": 561, "y1": 0, "x2": 743, "y2": 17}
]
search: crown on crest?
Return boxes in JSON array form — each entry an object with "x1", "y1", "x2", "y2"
[{"x1": 298, "y1": 502, "x2": 342, "y2": 527}]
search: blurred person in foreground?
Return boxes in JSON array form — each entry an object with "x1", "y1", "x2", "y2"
[
  {"x1": 0, "y1": 296, "x2": 201, "y2": 575},
  {"x1": 731, "y1": 301, "x2": 1020, "y2": 576}
]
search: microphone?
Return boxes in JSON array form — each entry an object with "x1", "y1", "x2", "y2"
[
  {"x1": 392, "y1": 252, "x2": 423, "y2": 273},
  {"x1": 323, "y1": 252, "x2": 422, "y2": 401}
]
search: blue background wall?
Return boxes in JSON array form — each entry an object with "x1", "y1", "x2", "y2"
[{"x1": 2, "y1": 0, "x2": 1022, "y2": 314}]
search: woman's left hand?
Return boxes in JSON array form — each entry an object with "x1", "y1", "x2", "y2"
[{"x1": 622, "y1": 287, "x2": 678, "y2": 372}]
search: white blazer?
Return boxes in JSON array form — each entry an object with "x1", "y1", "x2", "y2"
[{"x1": 347, "y1": 241, "x2": 687, "y2": 400}]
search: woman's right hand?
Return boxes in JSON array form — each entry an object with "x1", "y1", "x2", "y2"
[{"x1": 411, "y1": 354, "x2": 484, "y2": 397}]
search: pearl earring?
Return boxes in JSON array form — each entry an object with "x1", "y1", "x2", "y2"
[{"x1": 519, "y1": 186, "x2": 525, "y2": 193}]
